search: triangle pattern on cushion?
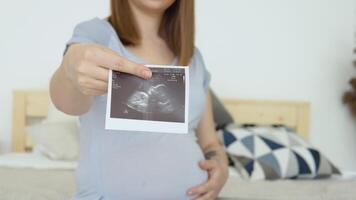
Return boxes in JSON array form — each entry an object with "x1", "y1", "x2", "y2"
[
  {"x1": 308, "y1": 148, "x2": 321, "y2": 172},
  {"x1": 237, "y1": 156, "x2": 253, "y2": 167},
  {"x1": 258, "y1": 153, "x2": 281, "y2": 177},
  {"x1": 254, "y1": 136, "x2": 272, "y2": 157},
  {"x1": 331, "y1": 164, "x2": 341, "y2": 175},
  {"x1": 285, "y1": 150, "x2": 299, "y2": 178},
  {"x1": 260, "y1": 136, "x2": 285, "y2": 150},
  {"x1": 227, "y1": 142, "x2": 252, "y2": 158},
  {"x1": 288, "y1": 136, "x2": 302, "y2": 147},
  {"x1": 251, "y1": 160, "x2": 266, "y2": 180},
  {"x1": 257, "y1": 159, "x2": 280, "y2": 180},
  {"x1": 241, "y1": 135, "x2": 254, "y2": 154},
  {"x1": 222, "y1": 124, "x2": 340, "y2": 180},
  {"x1": 316, "y1": 153, "x2": 333, "y2": 177},
  {"x1": 292, "y1": 147, "x2": 316, "y2": 174},
  {"x1": 245, "y1": 160, "x2": 254, "y2": 176},
  {"x1": 287, "y1": 133, "x2": 303, "y2": 147},
  {"x1": 222, "y1": 129, "x2": 237, "y2": 147},
  {"x1": 273, "y1": 148, "x2": 291, "y2": 177},
  {"x1": 228, "y1": 126, "x2": 252, "y2": 140},
  {"x1": 292, "y1": 150, "x2": 311, "y2": 175},
  {"x1": 272, "y1": 129, "x2": 291, "y2": 146},
  {"x1": 257, "y1": 132, "x2": 281, "y2": 145},
  {"x1": 288, "y1": 133, "x2": 308, "y2": 147},
  {"x1": 230, "y1": 155, "x2": 250, "y2": 179}
]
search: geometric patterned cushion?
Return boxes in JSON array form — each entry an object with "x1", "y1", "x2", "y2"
[{"x1": 218, "y1": 124, "x2": 341, "y2": 180}]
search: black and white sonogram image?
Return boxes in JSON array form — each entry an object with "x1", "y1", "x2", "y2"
[{"x1": 110, "y1": 67, "x2": 186, "y2": 123}]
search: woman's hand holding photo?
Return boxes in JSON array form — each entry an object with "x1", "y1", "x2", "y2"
[{"x1": 63, "y1": 43, "x2": 152, "y2": 96}]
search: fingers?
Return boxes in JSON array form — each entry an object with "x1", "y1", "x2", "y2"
[
  {"x1": 187, "y1": 180, "x2": 214, "y2": 197},
  {"x1": 81, "y1": 87, "x2": 106, "y2": 96},
  {"x1": 199, "y1": 160, "x2": 218, "y2": 171},
  {"x1": 187, "y1": 160, "x2": 222, "y2": 198},
  {"x1": 80, "y1": 77, "x2": 108, "y2": 91},
  {"x1": 86, "y1": 47, "x2": 152, "y2": 79},
  {"x1": 77, "y1": 75, "x2": 108, "y2": 95},
  {"x1": 118, "y1": 58, "x2": 152, "y2": 79},
  {"x1": 77, "y1": 62, "x2": 109, "y2": 82},
  {"x1": 70, "y1": 44, "x2": 151, "y2": 96},
  {"x1": 194, "y1": 191, "x2": 215, "y2": 200}
]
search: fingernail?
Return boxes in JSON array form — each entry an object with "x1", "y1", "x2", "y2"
[
  {"x1": 142, "y1": 69, "x2": 151, "y2": 79},
  {"x1": 187, "y1": 191, "x2": 193, "y2": 196}
]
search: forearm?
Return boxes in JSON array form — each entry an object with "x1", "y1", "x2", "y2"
[
  {"x1": 50, "y1": 63, "x2": 93, "y2": 116},
  {"x1": 203, "y1": 143, "x2": 229, "y2": 167},
  {"x1": 197, "y1": 92, "x2": 229, "y2": 167}
]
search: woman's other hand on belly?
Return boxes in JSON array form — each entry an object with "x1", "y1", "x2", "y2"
[
  {"x1": 187, "y1": 158, "x2": 229, "y2": 200},
  {"x1": 190, "y1": 90, "x2": 229, "y2": 199}
]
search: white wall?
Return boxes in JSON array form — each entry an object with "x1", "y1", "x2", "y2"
[
  {"x1": 0, "y1": 0, "x2": 110, "y2": 150},
  {"x1": 195, "y1": 0, "x2": 356, "y2": 171},
  {"x1": 0, "y1": 0, "x2": 355, "y2": 170}
]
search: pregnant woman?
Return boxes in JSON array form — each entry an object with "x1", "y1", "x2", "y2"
[{"x1": 50, "y1": 0, "x2": 228, "y2": 199}]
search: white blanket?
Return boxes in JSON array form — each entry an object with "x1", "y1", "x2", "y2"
[{"x1": 0, "y1": 153, "x2": 77, "y2": 170}]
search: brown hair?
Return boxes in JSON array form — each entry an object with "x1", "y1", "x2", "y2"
[
  {"x1": 343, "y1": 78, "x2": 356, "y2": 117},
  {"x1": 108, "y1": 0, "x2": 195, "y2": 65}
]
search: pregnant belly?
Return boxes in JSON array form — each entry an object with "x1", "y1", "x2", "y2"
[{"x1": 97, "y1": 134, "x2": 208, "y2": 200}]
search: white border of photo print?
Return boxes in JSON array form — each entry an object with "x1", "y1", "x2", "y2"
[{"x1": 105, "y1": 65, "x2": 189, "y2": 134}]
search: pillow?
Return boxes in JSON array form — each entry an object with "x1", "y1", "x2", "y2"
[
  {"x1": 218, "y1": 124, "x2": 341, "y2": 180},
  {"x1": 26, "y1": 120, "x2": 79, "y2": 161},
  {"x1": 210, "y1": 90, "x2": 234, "y2": 130},
  {"x1": 46, "y1": 101, "x2": 78, "y2": 122}
]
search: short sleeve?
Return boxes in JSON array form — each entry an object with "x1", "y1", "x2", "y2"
[
  {"x1": 203, "y1": 65, "x2": 211, "y2": 93},
  {"x1": 64, "y1": 18, "x2": 112, "y2": 54},
  {"x1": 193, "y1": 48, "x2": 211, "y2": 94}
]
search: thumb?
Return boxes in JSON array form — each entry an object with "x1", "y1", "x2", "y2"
[{"x1": 199, "y1": 160, "x2": 215, "y2": 170}]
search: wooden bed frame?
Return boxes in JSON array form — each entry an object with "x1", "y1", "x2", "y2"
[
  {"x1": 11, "y1": 90, "x2": 310, "y2": 152},
  {"x1": 12, "y1": 90, "x2": 50, "y2": 152}
]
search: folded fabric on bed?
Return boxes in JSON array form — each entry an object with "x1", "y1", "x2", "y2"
[
  {"x1": 27, "y1": 120, "x2": 79, "y2": 161},
  {"x1": 218, "y1": 124, "x2": 340, "y2": 180},
  {"x1": 0, "y1": 153, "x2": 77, "y2": 170}
]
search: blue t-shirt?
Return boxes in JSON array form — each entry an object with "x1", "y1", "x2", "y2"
[{"x1": 68, "y1": 18, "x2": 211, "y2": 200}]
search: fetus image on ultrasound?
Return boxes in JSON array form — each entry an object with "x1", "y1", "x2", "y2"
[{"x1": 110, "y1": 67, "x2": 185, "y2": 123}]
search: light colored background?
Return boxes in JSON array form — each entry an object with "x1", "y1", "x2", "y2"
[{"x1": 0, "y1": 0, "x2": 355, "y2": 171}]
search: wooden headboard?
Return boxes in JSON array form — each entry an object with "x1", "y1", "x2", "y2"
[
  {"x1": 12, "y1": 90, "x2": 49, "y2": 152},
  {"x1": 11, "y1": 90, "x2": 310, "y2": 152},
  {"x1": 222, "y1": 99, "x2": 309, "y2": 139}
]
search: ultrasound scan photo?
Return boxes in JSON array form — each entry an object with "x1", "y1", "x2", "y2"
[{"x1": 110, "y1": 67, "x2": 186, "y2": 123}]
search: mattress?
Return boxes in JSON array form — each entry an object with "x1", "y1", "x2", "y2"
[
  {"x1": 219, "y1": 176, "x2": 356, "y2": 200},
  {"x1": 0, "y1": 153, "x2": 76, "y2": 200},
  {"x1": 0, "y1": 167, "x2": 75, "y2": 200},
  {"x1": 0, "y1": 164, "x2": 355, "y2": 200}
]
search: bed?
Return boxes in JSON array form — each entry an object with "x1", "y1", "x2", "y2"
[{"x1": 2, "y1": 90, "x2": 356, "y2": 200}]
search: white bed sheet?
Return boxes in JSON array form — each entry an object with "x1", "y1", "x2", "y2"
[
  {"x1": 0, "y1": 152, "x2": 77, "y2": 170},
  {"x1": 221, "y1": 167, "x2": 356, "y2": 200},
  {"x1": 228, "y1": 166, "x2": 356, "y2": 180}
]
